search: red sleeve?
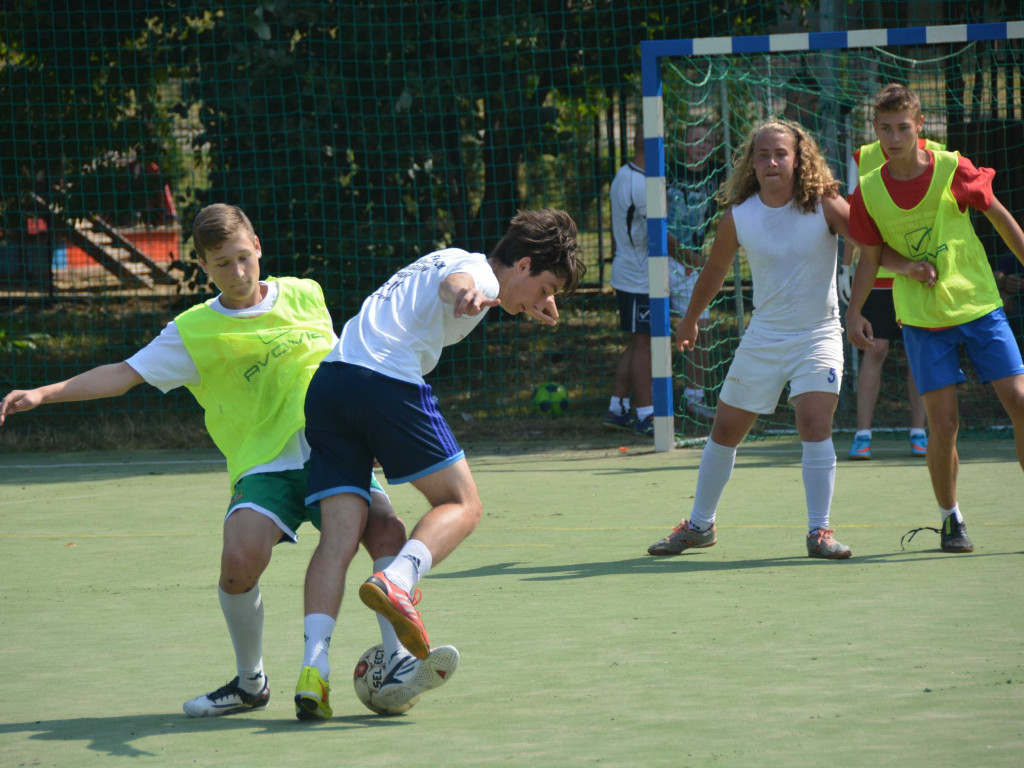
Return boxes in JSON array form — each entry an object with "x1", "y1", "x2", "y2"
[
  {"x1": 950, "y1": 155, "x2": 995, "y2": 212},
  {"x1": 848, "y1": 187, "x2": 883, "y2": 246}
]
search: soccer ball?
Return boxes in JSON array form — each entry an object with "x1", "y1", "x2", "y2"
[
  {"x1": 530, "y1": 382, "x2": 569, "y2": 416},
  {"x1": 352, "y1": 643, "x2": 421, "y2": 716}
]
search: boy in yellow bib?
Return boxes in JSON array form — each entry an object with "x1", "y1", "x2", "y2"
[
  {"x1": 845, "y1": 84, "x2": 1024, "y2": 553},
  {"x1": 0, "y1": 204, "x2": 409, "y2": 719}
]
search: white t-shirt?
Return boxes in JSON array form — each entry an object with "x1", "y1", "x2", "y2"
[
  {"x1": 324, "y1": 248, "x2": 499, "y2": 385},
  {"x1": 126, "y1": 281, "x2": 338, "y2": 476},
  {"x1": 731, "y1": 195, "x2": 841, "y2": 333},
  {"x1": 609, "y1": 161, "x2": 649, "y2": 294}
]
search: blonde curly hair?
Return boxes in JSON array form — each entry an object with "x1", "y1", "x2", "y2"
[{"x1": 716, "y1": 119, "x2": 840, "y2": 214}]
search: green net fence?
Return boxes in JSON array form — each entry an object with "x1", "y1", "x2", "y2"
[
  {"x1": 660, "y1": 26, "x2": 1024, "y2": 439},
  {"x1": 1, "y1": 2, "x2": 1021, "y2": 447}
]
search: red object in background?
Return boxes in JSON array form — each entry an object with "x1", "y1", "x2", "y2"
[{"x1": 61, "y1": 226, "x2": 180, "y2": 269}]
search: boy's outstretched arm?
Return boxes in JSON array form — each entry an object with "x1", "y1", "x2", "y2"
[
  {"x1": 0, "y1": 362, "x2": 144, "y2": 426},
  {"x1": 983, "y1": 198, "x2": 1024, "y2": 266}
]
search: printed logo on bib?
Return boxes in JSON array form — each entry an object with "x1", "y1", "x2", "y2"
[
  {"x1": 243, "y1": 330, "x2": 327, "y2": 382},
  {"x1": 903, "y1": 226, "x2": 948, "y2": 264}
]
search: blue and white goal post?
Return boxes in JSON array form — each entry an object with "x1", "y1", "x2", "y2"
[{"x1": 641, "y1": 20, "x2": 1024, "y2": 453}]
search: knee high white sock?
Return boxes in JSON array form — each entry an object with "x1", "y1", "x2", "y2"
[
  {"x1": 219, "y1": 585, "x2": 265, "y2": 693},
  {"x1": 382, "y1": 539, "x2": 433, "y2": 593},
  {"x1": 373, "y1": 556, "x2": 409, "y2": 666},
  {"x1": 689, "y1": 439, "x2": 738, "y2": 530},
  {"x1": 803, "y1": 438, "x2": 837, "y2": 532},
  {"x1": 303, "y1": 613, "x2": 336, "y2": 680}
]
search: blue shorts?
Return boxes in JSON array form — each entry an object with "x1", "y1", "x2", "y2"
[
  {"x1": 615, "y1": 290, "x2": 650, "y2": 335},
  {"x1": 304, "y1": 362, "x2": 464, "y2": 506},
  {"x1": 903, "y1": 308, "x2": 1024, "y2": 394}
]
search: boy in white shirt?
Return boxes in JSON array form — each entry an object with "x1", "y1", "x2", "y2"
[{"x1": 295, "y1": 209, "x2": 586, "y2": 718}]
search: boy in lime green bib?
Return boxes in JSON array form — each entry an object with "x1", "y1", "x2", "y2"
[
  {"x1": 0, "y1": 204, "x2": 407, "y2": 719},
  {"x1": 845, "y1": 84, "x2": 1024, "y2": 553}
]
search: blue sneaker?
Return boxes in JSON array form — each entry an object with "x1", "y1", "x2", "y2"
[
  {"x1": 909, "y1": 433, "x2": 928, "y2": 457},
  {"x1": 848, "y1": 434, "x2": 872, "y2": 460},
  {"x1": 634, "y1": 415, "x2": 654, "y2": 436},
  {"x1": 602, "y1": 409, "x2": 635, "y2": 431}
]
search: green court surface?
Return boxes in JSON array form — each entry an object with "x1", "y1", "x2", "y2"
[{"x1": 1, "y1": 439, "x2": 1022, "y2": 767}]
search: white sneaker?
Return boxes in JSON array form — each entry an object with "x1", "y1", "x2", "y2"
[
  {"x1": 183, "y1": 674, "x2": 270, "y2": 717},
  {"x1": 376, "y1": 645, "x2": 459, "y2": 710}
]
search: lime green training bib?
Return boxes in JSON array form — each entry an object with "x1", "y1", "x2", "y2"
[
  {"x1": 858, "y1": 138, "x2": 944, "y2": 280},
  {"x1": 860, "y1": 150, "x2": 1000, "y2": 328},
  {"x1": 176, "y1": 276, "x2": 334, "y2": 486}
]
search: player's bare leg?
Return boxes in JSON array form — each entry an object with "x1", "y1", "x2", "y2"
[
  {"x1": 183, "y1": 509, "x2": 284, "y2": 717},
  {"x1": 921, "y1": 385, "x2": 960, "y2": 510},
  {"x1": 991, "y1": 373, "x2": 1024, "y2": 470},
  {"x1": 360, "y1": 459, "x2": 482, "y2": 659}
]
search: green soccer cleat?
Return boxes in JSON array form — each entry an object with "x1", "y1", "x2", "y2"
[{"x1": 295, "y1": 666, "x2": 332, "y2": 721}]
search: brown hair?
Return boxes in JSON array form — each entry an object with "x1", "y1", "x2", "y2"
[
  {"x1": 873, "y1": 83, "x2": 922, "y2": 119},
  {"x1": 717, "y1": 119, "x2": 840, "y2": 214},
  {"x1": 490, "y1": 209, "x2": 586, "y2": 294},
  {"x1": 191, "y1": 204, "x2": 258, "y2": 260}
]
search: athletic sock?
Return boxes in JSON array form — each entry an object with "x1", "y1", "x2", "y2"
[
  {"x1": 910, "y1": 428, "x2": 926, "y2": 438},
  {"x1": 382, "y1": 539, "x2": 433, "y2": 593},
  {"x1": 940, "y1": 503, "x2": 963, "y2": 524},
  {"x1": 609, "y1": 396, "x2": 630, "y2": 414},
  {"x1": 219, "y1": 585, "x2": 265, "y2": 693},
  {"x1": 302, "y1": 613, "x2": 336, "y2": 679},
  {"x1": 689, "y1": 438, "x2": 738, "y2": 530},
  {"x1": 855, "y1": 429, "x2": 871, "y2": 440},
  {"x1": 373, "y1": 556, "x2": 409, "y2": 666},
  {"x1": 684, "y1": 387, "x2": 704, "y2": 403},
  {"x1": 636, "y1": 404, "x2": 654, "y2": 421},
  {"x1": 803, "y1": 438, "x2": 837, "y2": 532}
]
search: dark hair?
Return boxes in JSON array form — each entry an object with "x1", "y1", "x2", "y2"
[
  {"x1": 490, "y1": 209, "x2": 586, "y2": 293},
  {"x1": 191, "y1": 203, "x2": 257, "y2": 260},
  {"x1": 873, "y1": 83, "x2": 922, "y2": 119}
]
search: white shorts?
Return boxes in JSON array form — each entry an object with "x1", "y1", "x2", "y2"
[
  {"x1": 719, "y1": 323, "x2": 843, "y2": 414},
  {"x1": 669, "y1": 263, "x2": 710, "y2": 321}
]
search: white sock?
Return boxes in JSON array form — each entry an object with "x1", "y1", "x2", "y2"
[
  {"x1": 303, "y1": 613, "x2": 336, "y2": 679},
  {"x1": 373, "y1": 557, "x2": 409, "y2": 666},
  {"x1": 940, "y1": 504, "x2": 962, "y2": 524},
  {"x1": 609, "y1": 396, "x2": 630, "y2": 414},
  {"x1": 689, "y1": 439, "x2": 738, "y2": 530},
  {"x1": 636, "y1": 405, "x2": 654, "y2": 420},
  {"x1": 803, "y1": 438, "x2": 836, "y2": 532},
  {"x1": 383, "y1": 539, "x2": 433, "y2": 594},
  {"x1": 855, "y1": 429, "x2": 871, "y2": 439},
  {"x1": 218, "y1": 585, "x2": 265, "y2": 693},
  {"x1": 684, "y1": 387, "x2": 704, "y2": 402},
  {"x1": 910, "y1": 428, "x2": 926, "y2": 438}
]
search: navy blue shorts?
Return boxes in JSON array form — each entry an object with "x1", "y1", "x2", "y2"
[
  {"x1": 304, "y1": 362, "x2": 464, "y2": 506},
  {"x1": 615, "y1": 290, "x2": 651, "y2": 335}
]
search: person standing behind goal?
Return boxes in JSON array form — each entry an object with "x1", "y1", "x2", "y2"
[{"x1": 648, "y1": 118, "x2": 855, "y2": 560}]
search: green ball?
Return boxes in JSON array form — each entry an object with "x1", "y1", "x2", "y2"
[{"x1": 531, "y1": 382, "x2": 569, "y2": 416}]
